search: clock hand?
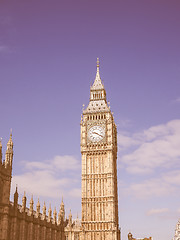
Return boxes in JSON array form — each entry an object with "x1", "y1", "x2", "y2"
[{"x1": 92, "y1": 131, "x2": 103, "y2": 138}]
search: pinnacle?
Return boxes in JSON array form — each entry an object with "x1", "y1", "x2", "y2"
[
  {"x1": 91, "y1": 58, "x2": 104, "y2": 90},
  {"x1": 7, "y1": 129, "x2": 13, "y2": 149}
]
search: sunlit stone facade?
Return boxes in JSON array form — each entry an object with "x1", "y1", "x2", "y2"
[{"x1": 80, "y1": 58, "x2": 120, "y2": 240}]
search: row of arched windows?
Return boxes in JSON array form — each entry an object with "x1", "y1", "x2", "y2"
[{"x1": 87, "y1": 114, "x2": 106, "y2": 120}]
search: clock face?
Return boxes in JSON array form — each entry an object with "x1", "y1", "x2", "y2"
[{"x1": 88, "y1": 125, "x2": 105, "y2": 142}]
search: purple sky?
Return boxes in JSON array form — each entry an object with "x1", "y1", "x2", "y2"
[{"x1": 0, "y1": 1, "x2": 180, "y2": 240}]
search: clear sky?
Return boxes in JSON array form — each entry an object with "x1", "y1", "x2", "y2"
[{"x1": 0, "y1": 1, "x2": 180, "y2": 239}]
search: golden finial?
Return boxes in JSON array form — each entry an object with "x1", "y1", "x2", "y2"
[
  {"x1": 37, "y1": 198, "x2": 40, "y2": 207},
  {"x1": 10, "y1": 128, "x2": 12, "y2": 137},
  {"x1": 97, "y1": 58, "x2": 100, "y2": 68}
]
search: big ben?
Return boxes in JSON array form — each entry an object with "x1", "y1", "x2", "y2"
[{"x1": 80, "y1": 59, "x2": 121, "y2": 240}]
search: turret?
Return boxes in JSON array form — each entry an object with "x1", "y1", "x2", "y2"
[
  {"x1": 58, "y1": 197, "x2": 65, "y2": 224},
  {"x1": 36, "y1": 198, "x2": 40, "y2": 217},
  {"x1": 68, "y1": 209, "x2": 72, "y2": 226},
  {"x1": 42, "y1": 202, "x2": 46, "y2": 220},
  {"x1": 48, "y1": 204, "x2": 52, "y2": 222},
  {"x1": 5, "y1": 130, "x2": 13, "y2": 168},
  {"x1": 14, "y1": 185, "x2": 19, "y2": 208},
  {"x1": 128, "y1": 232, "x2": 133, "y2": 240},
  {"x1": 29, "y1": 195, "x2": 34, "y2": 216},
  {"x1": 22, "y1": 191, "x2": 27, "y2": 212},
  {"x1": 53, "y1": 207, "x2": 57, "y2": 224}
]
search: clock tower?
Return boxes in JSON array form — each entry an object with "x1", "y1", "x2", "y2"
[{"x1": 80, "y1": 59, "x2": 120, "y2": 240}]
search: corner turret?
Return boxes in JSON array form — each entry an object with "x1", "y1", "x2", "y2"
[
  {"x1": 22, "y1": 191, "x2": 27, "y2": 212},
  {"x1": 36, "y1": 198, "x2": 40, "y2": 217},
  {"x1": 58, "y1": 197, "x2": 65, "y2": 224},
  {"x1": 68, "y1": 209, "x2": 72, "y2": 226},
  {"x1": 14, "y1": 185, "x2": 19, "y2": 208},
  {"x1": 5, "y1": 130, "x2": 13, "y2": 169},
  {"x1": 29, "y1": 195, "x2": 34, "y2": 216}
]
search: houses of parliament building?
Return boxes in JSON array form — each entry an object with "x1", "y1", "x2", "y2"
[{"x1": 0, "y1": 59, "x2": 152, "y2": 240}]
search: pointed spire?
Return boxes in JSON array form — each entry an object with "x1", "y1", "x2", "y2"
[
  {"x1": 58, "y1": 196, "x2": 65, "y2": 224},
  {"x1": 53, "y1": 207, "x2": 57, "y2": 224},
  {"x1": 58, "y1": 210, "x2": 61, "y2": 225},
  {"x1": 5, "y1": 130, "x2": 13, "y2": 168},
  {"x1": 68, "y1": 209, "x2": 72, "y2": 226},
  {"x1": 61, "y1": 196, "x2": 64, "y2": 205},
  {"x1": 7, "y1": 129, "x2": 13, "y2": 148},
  {"x1": 91, "y1": 58, "x2": 104, "y2": 90},
  {"x1": 42, "y1": 201, "x2": 46, "y2": 220},
  {"x1": 36, "y1": 198, "x2": 40, "y2": 217},
  {"x1": 14, "y1": 185, "x2": 18, "y2": 207},
  {"x1": 22, "y1": 191, "x2": 27, "y2": 212},
  {"x1": 29, "y1": 195, "x2": 34, "y2": 215},
  {"x1": 48, "y1": 204, "x2": 52, "y2": 222}
]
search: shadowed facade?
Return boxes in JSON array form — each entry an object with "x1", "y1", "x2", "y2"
[{"x1": 0, "y1": 134, "x2": 66, "y2": 240}]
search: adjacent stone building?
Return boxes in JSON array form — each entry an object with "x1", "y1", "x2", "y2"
[
  {"x1": 128, "y1": 232, "x2": 152, "y2": 240},
  {"x1": 173, "y1": 219, "x2": 180, "y2": 240},
  {"x1": 0, "y1": 134, "x2": 66, "y2": 240}
]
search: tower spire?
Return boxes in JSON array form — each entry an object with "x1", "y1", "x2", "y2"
[
  {"x1": 92, "y1": 57, "x2": 103, "y2": 89},
  {"x1": 83, "y1": 58, "x2": 109, "y2": 113}
]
